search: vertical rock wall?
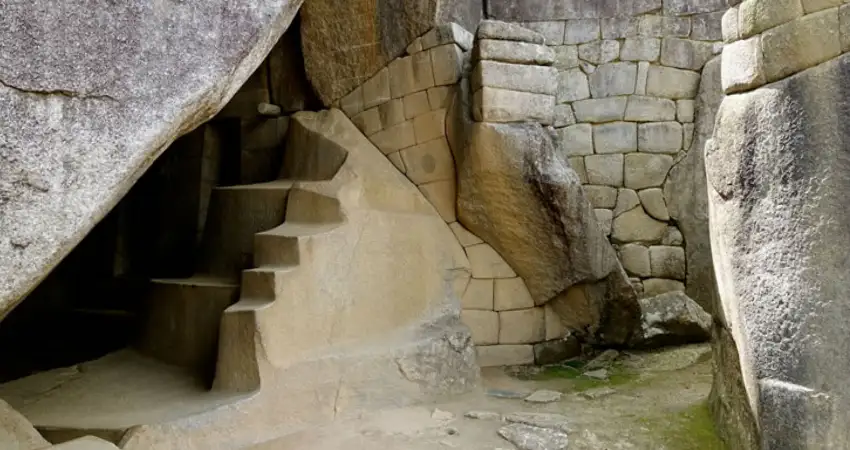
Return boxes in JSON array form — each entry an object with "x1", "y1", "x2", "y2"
[{"x1": 709, "y1": 1, "x2": 850, "y2": 448}]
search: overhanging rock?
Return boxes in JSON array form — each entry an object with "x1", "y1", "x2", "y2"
[{"x1": 0, "y1": 0, "x2": 304, "y2": 321}]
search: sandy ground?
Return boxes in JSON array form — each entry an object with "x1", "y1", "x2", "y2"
[{"x1": 249, "y1": 344, "x2": 724, "y2": 450}]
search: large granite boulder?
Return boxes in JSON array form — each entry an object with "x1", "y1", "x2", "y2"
[
  {"x1": 456, "y1": 122, "x2": 640, "y2": 345},
  {"x1": 300, "y1": 0, "x2": 482, "y2": 105},
  {"x1": 664, "y1": 56, "x2": 723, "y2": 314},
  {"x1": 0, "y1": 0, "x2": 303, "y2": 321},
  {"x1": 707, "y1": 51, "x2": 850, "y2": 449}
]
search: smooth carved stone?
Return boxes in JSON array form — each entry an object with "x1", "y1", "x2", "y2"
[
  {"x1": 477, "y1": 39, "x2": 557, "y2": 66},
  {"x1": 553, "y1": 45, "x2": 580, "y2": 70},
  {"x1": 620, "y1": 38, "x2": 661, "y2": 62},
  {"x1": 450, "y1": 222, "x2": 484, "y2": 247},
  {"x1": 462, "y1": 310, "x2": 499, "y2": 345},
  {"x1": 761, "y1": 8, "x2": 841, "y2": 84},
  {"x1": 638, "y1": 122, "x2": 683, "y2": 154},
  {"x1": 521, "y1": 21, "x2": 566, "y2": 46},
  {"x1": 595, "y1": 208, "x2": 613, "y2": 236},
  {"x1": 473, "y1": 87, "x2": 556, "y2": 125},
  {"x1": 624, "y1": 95, "x2": 676, "y2": 122},
  {"x1": 660, "y1": 37, "x2": 715, "y2": 71},
  {"x1": 572, "y1": 97, "x2": 628, "y2": 123},
  {"x1": 558, "y1": 124, "x2": 594, "y2": 156},
  {"x1": 611, "y1": 207, "x2": 667, "y2": 243},
  {"x1": 421, "y1": 23, "x2": 475, "y2": 52},
  {"x1": 578, "y1": 40, "x2": 621, "y2": 65},
  {"x1": 721, "y1": 36, "x2": 766, "y2": 95},
  {"x1": 499, "y1": 307, "x2": 545, "y2": 344},
  {"x1": 722, "y1": 7, "x2": 740, "y2": 43},
  {"x1": 456, "y1": 122, "x2": 639, "y2": 344},
  {"x1": 466, "y1": 243, "x2": 517, "y2": 278},
  {"x1": 461, "y1": 278, "x2": 494, "y2": 310},
  {"x1": 494, "y1": 277, "x2": 535, "y2": 311},
  {"x1": 430, "y1": 43, "x2": 465, "y2": 86},
  {"x1": 478, "y1": 20, "x2": 545, "y2": 44},
  {"x1": 625, "y1": 153, "x2": 673, "y2": 189},
  {"x1": 589, "y1": 62, "x2": 638, "y2": 98},
  {"x1": 639, "y1": 188, "x2": 670, "y2": 221},
  {"x1": 642, "y1": 278, "x2": 684, "y2": 297},
  {"x1": 0, "y1": 0, "x2": 305, "y2": 318},
  {"x1": 585, "y1": 154, "x2": 624, "y2": 187},
  {"x1": 738, "y1": 0, "x2": 803, "y2": 39},
  {"x1": 557, "y1": 69, "x2": 591, "y2": 103},
  {"x1": 645, "y1": 65, "x2": 700, "y2": 99},
  {"x1": 593, "y1": 122, "x2": 637, "y2": 154},
  {"x1": 584, "y1": 185, "x2": 618, "y2": 209},
  {"x1": 565, "y1": 19, "x2": 601, "y2": 45},
  {"x1": 649, "y1": 245, "x2": 686, "y2": 280},
  {"x1": 301, "y1": 1, "x2": 482, "y2": 104},
  {"x1": 620, "y1": 243, "x2": 651, "y2": 277},
  {"x1": 614, "y1": 188, "x2": 640, "y2": 216},
  {"x1": 472, "y1": 60, "x2": 559, "y2": 96}
]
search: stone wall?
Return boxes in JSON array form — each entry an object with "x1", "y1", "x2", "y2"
[
  {"x1": 534, "y1": 6, "x2": 724, "y2": 305},
  {"x1": 709, "y1": 1, "x2": 850, "y2": 448}
]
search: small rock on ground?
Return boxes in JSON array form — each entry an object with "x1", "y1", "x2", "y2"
[
  {"x1": 432, "y1": 409, "x2": 455, "y2": 421},
  {"x1": 585, "y1": 349, "x2": 620, "y2": 370},
  {"x1": 524, "y1": 389, "x2": 563, "y2": 403},
  {"x1": 487, "y1": 389, "x2": 530, "y2": 399},
  {"x1": 504, "y1": 412, "x2": 572, "y2": 433},
  {"x1": 580, "y1": 387, "x2": 617, "y2": 400},
  {"x1": 583, "y1": 368, "x2": 609, "y2": 380},
  {"x1": 498, "y1": 423, "x2": 569, "y2": 450},
  {"x1": 464, "y1": 411, "x2": 502, "y2": 421}
]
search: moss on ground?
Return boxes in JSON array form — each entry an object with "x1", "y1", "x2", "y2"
[
  {"x1": 518, "y1": 361, "x2": 642, "y2": 392},
  {"x1": 639, "y1": 401, "x2": 726, "y2": 450}
]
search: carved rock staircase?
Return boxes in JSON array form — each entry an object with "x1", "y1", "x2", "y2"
[{"x1": 0, "y1": 110, "x2": 476, "y2": 448}]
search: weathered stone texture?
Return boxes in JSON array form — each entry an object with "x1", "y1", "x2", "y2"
[
  {"x1": 708, "y1": 51, "x2": 850, "y2": 450},
  {"x1": 0, "y1": 0, "x2": 304, "y2": 320},
  {"x1": 301, "y1": 0, "x2": 482, "y2": 105}
]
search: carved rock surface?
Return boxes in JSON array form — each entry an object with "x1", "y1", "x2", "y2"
[
  {"x1": 664, "y1": 56, "x2": 722, "y2": 314},
  {"x1": 300, "y1": 0, "x2": 482, "y2": 105},
  {"x1": 0, "y1": 0, "x2": 304, "y2": 321},
  {"x1": 456, "y1": 122, "x2": 639, "y2": 344},
  {"x1": 0, "y1": 399, "x2": 48, "y2": 449},
  {"x1": 708, "y1": 51, "x2": 850, "y2": 449}
]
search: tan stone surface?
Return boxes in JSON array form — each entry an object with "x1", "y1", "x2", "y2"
[
  {"x1": 493, "y1": 278, "x2": 535, "y2": 311},
  {"x1": 0, "y1": 399, "x2": 49, "y2": 450},
  {"x1": 499, "y1": 308, "x2": 545, "y2": 344},
  {"x1": 476, "y1": 345, "x2": 535, "y2": 367},
  {"x1": 462, "y1": 278, "x2": 495, "y2": 310},
  {"x1": 462, "y1": 310, "x2": 500, "y2": 345},
  {"x1": 466, "y1": 243, "x2": 517, "y2": 279},
  {"x1": 401, "y1": 137, "x2": 454, "y2": 185}
]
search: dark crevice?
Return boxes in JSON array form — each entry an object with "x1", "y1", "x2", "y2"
[{"x1": 0, "y1": 78, "x2": 117, "y2": 102}]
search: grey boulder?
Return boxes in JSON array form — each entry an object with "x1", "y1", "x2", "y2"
[{"x1": 633, "y1": 291, "x2": 711, "y2": 348}]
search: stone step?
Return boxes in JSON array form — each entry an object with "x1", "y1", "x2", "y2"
[
  {"x1": 195, "y1": 180, "x2": 294, "y2": 278},
  {"x1": 135, "y1": 276, "x2": 239, "y2": 376},
  {"x1": 252, "y1": 221, "x2": 343, "y2": 268}
]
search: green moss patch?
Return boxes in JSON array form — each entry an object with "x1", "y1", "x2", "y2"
[{"x1": 639, "y1": 401, "x2": 726, "y2": 450}]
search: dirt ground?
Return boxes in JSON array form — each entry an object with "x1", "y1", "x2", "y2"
[{"x1": 250, "y1": 344, "x2": 724, "y2": 450}]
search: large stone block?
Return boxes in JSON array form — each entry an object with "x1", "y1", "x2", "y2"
[
  {"x1": 0, "y1": 399, "x2": 49, "y2": 450},
  {"x1": 521, "y1": 21, "x2": 566, "y2": 45},
  {"x1": 494, "y1": 277, "x2": 535, "y2": 311},
  {"x1": 462, "y1": 310, "x2": 499, "y2": 345},
  {"x1": 761, "y1": 8, "x2": 841, "y2": 83},
  {"x1": 0, "y1": 0, "x2": 306, "y2": 318},
  {"x1": 557, "y1": 69, "x2": 591, "y2": 103},
  {"x1": 589, "y1": 62, "x2": 638, "y2": 98},
  {"x1": 478, "y1": 19, "x2": 545, "y2": 44},
  {"x1": 620, "y1": 38, "x2": 661, "y2": 62},
  {"x1": 456, "y1": 122, "x2": 639, "y2": 344},
  {"x1": 611, "y1": 206, "x2": 667, "y2": 243},
  {"x1": 620, "y1": 243, "x2": 651, "y2": 277},
  {"x1": 578, "y1": 40, "x2": 621, "y2": 65},
  {"x1": 565, "y1": 19, "x2": 601, "y2": 44},
  {"x1": 584, "y1": 185, "x2": 618, "y2": 209},
  {"x1": 738, "y1": 0, "x2": 803, "y2": 39},
  {"x1": 624, "y1": 95, "x2": 676, "y2": 122},
  {"x1": 558, "y1": 124, "x2": 594, "y2": 156},
  {"x1": 664, "y1": 0, "x2": 727, "y2": 16},
  {"x1": 625, "y1": 153, "x2": 674, "y2": 189},
  {"x1": 476, "y1": 39, "x2": 557, "y2": 66},
  {"x1": 639, "y1": 188, "x2": 670, "y2": 221},
  {"x1": 691, "y1": 11, "x2": 724, "y2": 41},
  {"x1": 430, "y1": 43, "x2": 465, "y2": 86},
  {"x1": 572, "y1": 97, "x2": 628, "y2": 123},
  {"x1": 472, "y1": 60, "x2": 559, "y2": 96},
  {"x1": 466, "y1": 243, "x2": 516, "y2": 278},
  {"x1": 473, "y1": 87, "x2": 556, "y2": 124},
  {"x1": 593, "y1": 122, "x2": 637, "y2": 154},
  {"x1": 499, "y1": 308, "x2": 545, "y2": 344},
  {"x1": 400, "y1": 137, "x2": 454, "y2": 184},
  {"x1": 660, "y1": 37, "x2": 715, "y2": 71},
  {"x1": 638, "y1": 122, "x2": 683, "y2": 154},
  {"x1": 462, "y1": 278, "x2": 494, "y2": 310},
  {"x1": 389, "y1": 52, "x2": 437, "y2": 99},
  {"x1": 707, "y1": 52, "x2": 850, "y2": 449},
  {"x1": 585, "y1": 154, "x2": 624, "y2": 187},
  {"x1": 301, "y1": 1, "x2": 482, "y2": 104},
  {"x1": 649, "y1": 245, "x2": 685, "y2": 280},
  {"x1": 645, "y1": 66, "x2": 701, "y2": 99},
  {"x1": 721, "y1": 36, "x2": 766, "y2": 94}
]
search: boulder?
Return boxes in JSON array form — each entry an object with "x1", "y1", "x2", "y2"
[
  {"x1": 632, "y1": 291, "x2": 711, "y2": 348},
  {"x1": 300, "y1": 0, "x2": 482, "y2": 105},
  {"x1": 498, "y1": 423, "x2": 570, "y2": 450},
  {"x1": 456, "y1": 122, "x2": 640, "y2": 345},
  {"x1": 0, "y1": 399, "x2": 49, "y2": 450},
  {"x1": 707, "y1": 51, "x2": 850, "y2": 449},
  {"x1": 0, "y1": 0, "x2": 304, "y2": 321},
  {"x1": 664, "y1": 56, "x2": 722, "y2": 314}
]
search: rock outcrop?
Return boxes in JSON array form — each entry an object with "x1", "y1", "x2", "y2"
[
  {"x1": 0, "y1": 0, "x2": 304, "y2": 321},
  {"x1": 664, "y1": 56, "x2": 723, "y2": 313},
  {"x1": 300, "y1": 0, "x2": 482, "y2": 105},
  {"x1": 709, "y1": 3, "x2": 850, "y2": 447}
]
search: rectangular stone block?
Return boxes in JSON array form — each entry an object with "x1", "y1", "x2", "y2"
[
  {"x1": 340, "y1": 85, "x2": 364, "y2": 117},
  {"x1": 589, "y1": 62, "x2": 637, "y2": 98},
  {"x1": 352, "y1": 107, "x2": 382, "y2": 136},
  {"x1": 649, "y1": 245, "x2": 686, "y2": 280},
  {"x1": 595, "y1": 208, "x2": 613, "y2": 235},
  {"x1": 690, "y1": 11, "x2": 724, "y2": 41},
  {"x1": 473, "y1": 88, "x2": 555, "y2": 125},
  {"x1": 645, "y1": 65, "x2": 700, "y2": 99},
  {"x1": 569, "y1": 156, "x2": 588, "y2": 183},
  {"x1": 721, "y1": 35, "x2": 766, "y2": 94},
  {"x1": 419, "y1": 179, "x2": 457, "y2": 222},
  {"x1": 578, "y1": 40, "x2": 620, "y2": 65},
  {"x1": 450, "y1": 222, "x2": 484, "y2": 247},
  {"x1": 642, "y1": 278, "x2": 685, "y2": 297},
  {"x1": 677, "y1": 99, "x2": 695, "y2": 123},
  {"x1": 761, "y1": 9, "x2": 841, "y2": 83},
  {"x1": 370, "y1": 120, "x2": 416, "y2": 154},
  {"x1": 565, "y1": 19, "x2": 600, "y2": 44},
  {"x1": 521, "y1": 21, "x2": 566, "y2": 45},
  {"x1": 462, "y1": 310, "x2": 499, "y2": 345},
  {"x1": 421, "y1": 23, "x2": 475, "y2": 51},
  {"x1": 400, "y1": 137, "x2": 454, "y2": 185},
  {"x1": 557, "y1": 123, "x2": 593, "y2": 156},
  {"x1": 378, "y1": 98, "x2": 406, "y2": 128},
  {"x1": 494, "y1": 277, "x2": 535, "y2": 311},
  {"x1": 544, "y1": 304, "x2": 567, "y2": 340},
  {"x1": 802, "y1": 0, "x2": 843, "y2": 14},
  {"x1": 403, "y1": 91, "x2": 430, "y2": 119},
  {"x1": 635, "y1": 61, "x2": 650, "y2": 95},
  {"x1": 660, "y1": 37, "x2": 715, "y2": 71},
  {"x1": 554, "y1": 104, "x2": 577, "y2": 128},
  {"x1": 462, "y1": 278, "x2": 494, "y2": 310},
  {"x1": 584, "y1": 184, "x2": 618, "y2": 209},
  {"x1": 427, "y1": 86, "x2": 455, "y2": 110},
  {"x1": 387, "y1": 151, "x2": 406, "y2": 173},
  {"x1": 624, "y1": 95, "x2": 676, "y2": 122},
  {"x1": 412, "y1": 108, "x2": 447, "y2": 144},
  {"x1": 477, "y1": 40, "x2": 557, "y2": 66},
  {"x1": 723, "y1": 7, "x2": 740, "y2": 43},
  {"x1": 841, "y1": 4, "x2": 850, "y2": 53},
  {"x1": 362, "y1": 67, "x2": 390, "y2": 110},
  {"x1": 389, "y1": 53, "x2": 436, "y2": 99},
  {"x1": 572, "y1": 97, "x2": 627, "y2": 123},
  {"x1": 467, "y1": 243, "x2": 517, "y2": 278},
  {"x1": 664, "y1": 0, "x2": 727, "y2": 16},
  {"x1": 585, "y1": 154, "x2": 624, "y2": 187},
  {"x1": 472, "y1": 60, "x2": 559, "y2": 95},
  {"x1": 601, "y1": 16, "x2": 640, "y2": 39},
  {"x1": 430, "y1": 44, "x2": 464, "y2": 86},
  {"x1": 638, "y1": 122, "x2": 683, "y2": 154},
  {"x1": 557, "y1": 68, "x2": 591, "y2": 103},
  {"x1": 553, "y1": 45, "x2": 580, "y2": 70},
  {"x1": 620, "y1": 38, "x2": 661, "y2": 62},
  {"x1": 620, "y1": 243, "x2": 651, "y2": 277},
  {"x1": 476, "y1": 345, "x2": 535, "y2": 367},
  {"x1": 499, "y1": 308, "x2": 545, "y2": 344},
  {"x1": 624, "y1": 153, "x2": 674, "y2": 189},
  {"x1": 739, "y1": 0, "x2": 803, "y2": 39},
  {"x1": 593, "y1": 122, "x2": 637, "y2": 154},
  {"x1": 639, "y1": 15, "x2": 691, "y2": 38}
]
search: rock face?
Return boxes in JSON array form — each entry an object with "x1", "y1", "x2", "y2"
[
  {"x1": 0, "y1": 399, "x2": 48, "y2": 450},
  {"x1": 632, "y1": 291, "x2": 711, "y2": 348},
  {"x1": 708, "y1": 38, "x2": 850, "y2": 450},
  {"x1": 664, "y1": 56, "x2": 723, "y2": 314},
  {"x1": 456, "y1": 122, "x2": 639, "y2": 345},
  {"x1": 0, "y1": 0, "x2": 304, "y2": 321},
  {"x1": 300, "y1": 0, "x2": 482, "y2": 105}
]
